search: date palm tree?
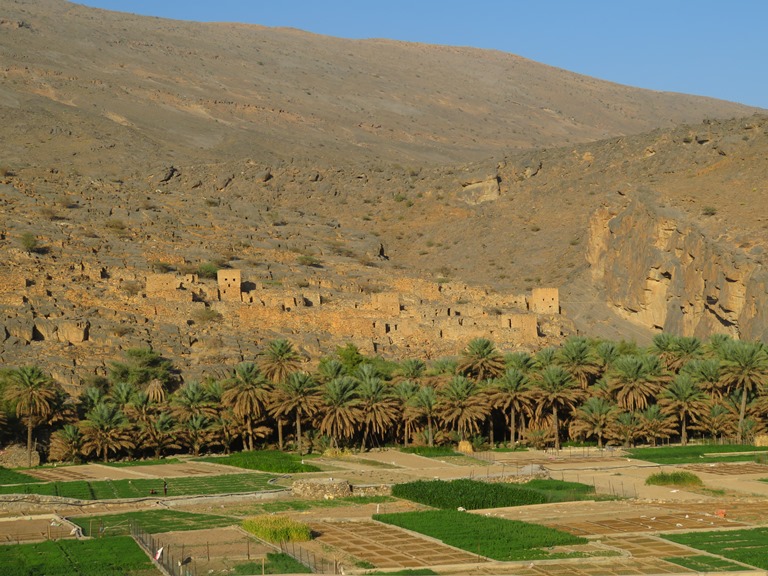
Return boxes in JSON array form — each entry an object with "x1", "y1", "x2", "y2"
[
  {"x1": 569, "y1": 397, "x2": 617, "y2": 449},
  {"x1": 222, "y1": 363, "x2": 272, "y2": 451},
  {"x1": 666, "y1": 336, "x2": 703, "y2": 373},
  {"x1": 457, "y1": 338, "x2": 506, "y2": 381},
  {"x1": 80, "y1": 403, "x2": 134, "y2": 463},
  {"x1": 437, "y1": 375, "x2": 490, "y2": 441},
  {"x1": 659, "y1": 374, "x2": 707, "y2": 445},
  {"x1": 692, "y1": 402, "x2": 735, "y2": 442},
  {"x1": 409, "y1": 385, "x2": 438, "y2": 447},
  {"x1": 4, "y1": 366, "x2": 58, "y2": 467},
  {"x1": 318, "y1": 376, "x2": 361, "y2": 448},
  {"x1": 260, "y1": 339, "x2": 302, "y2": 450},
  {"x1": 181, "y1": 414, "x2": 212, "y2": 456},
  {"x1": 682, "y1": 358, "x2": 724, "y2": 401},
  {"x1": 639, "y1": 404, "x2": 677, "y2": 446},
  {"x1": 142, "y1": 412, "x2": 180, "y2": 459},
  {"x1": 719, "y1": 339, "x2": 768, "y2": 442},
  {"x1": 396, "y1": 359, "x2": 426, "y2": 382},
  {"x1": 270, "y1": 372, "x2": 319, "y2": 454},
  {"x1": 491, "y1": 368, "x2": 531, "y2": 444},
  {"x1": 171, "y1": 381, "x2": 217, "y2": 423},
  {"x1": 608, "y1": 411, "x2": 643, "y2": 448},
  {"x1": 356, "y1": 373, "x2": 398, "y2": 451},
  {"x1": 48, "y1": 424, "x2": 83, "y2": 463},
  {"x1": 556, "y1": 337, "x2": 601, "y2": 389},
  {"x1": 531, "y1": 365, "x2": 580, "y2": 450},
  {"x1": 606, "y1": 355, "x2": 660, "y2": 412},
  {"x1": 393, "y1": 379, "x2": 420, "y2": 447}
]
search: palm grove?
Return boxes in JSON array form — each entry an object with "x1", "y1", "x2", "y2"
[{"x1": 1, "y1": 333, "x2": 768, "y2": 467}]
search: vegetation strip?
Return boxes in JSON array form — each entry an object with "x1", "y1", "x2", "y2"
[
  {"x1": 628, "y1": 445, "x2": 768, "y2": 465},
  {"x1": 662, "y1": 527, "x2": 768, "y2": 570},
  {"x1": 196, "y1": 449, "x2": 320, "y2": 472},
  {"x1": 392, "y1": 478, "x2": 595, "y2": 510},
  {"x1": 374, "y1": 510, "x2": 587, "y2": 561},
  {"x1": 0, "y1": 536, "x2": 153, "y2": 576},
  {"x1": 69, "y1": 509, "x2": 234, "y2": 536},
  {"x1": 0, "y1": 472, "x2": 276, "y2": 500}
]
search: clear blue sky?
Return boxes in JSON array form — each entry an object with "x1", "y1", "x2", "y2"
[{"x1": 75, "y1": 1, "x2": 767, "y2": 109}]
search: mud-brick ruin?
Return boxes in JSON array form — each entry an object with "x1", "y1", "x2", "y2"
[{"x1": 146, "y1": 269, "x2": 570, "y2": 358}]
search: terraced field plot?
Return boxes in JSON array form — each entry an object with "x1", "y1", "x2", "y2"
[
  {"x1": 544, "y1": 512, "x2": 742, "y2": 536},
  {"x1": 473, "y1": 557, "x2": 697, "y2": 576},
  {"x1": 683, "y1": 462, "x2": 768, "y2": 475},
  {"x1": 310, "y1": 520, "x2": 484, "y2": 569},
  {"x1": 0, "y1": 517, "x2": 78, "y2": 543},
  {"x1": 25, "y1": 462, "x2": 238, "y2": 482}
]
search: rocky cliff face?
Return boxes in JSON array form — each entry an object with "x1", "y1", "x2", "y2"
[{"x1": 587, "y1": 197, "x2": 768, "y2": 340}]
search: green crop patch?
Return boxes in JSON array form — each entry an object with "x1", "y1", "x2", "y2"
[
  {"x1": 0, "y1": 466, "x2": 43, "y2": 485},
  {"x1": 399, "y1": 446, "x2": 455, "y2": 457},
  {"x1": 628, "y1": 445, "x2": 768, "y2": 465},
  {"x1": 197, "y1": 450, "x2": 320, "y2": 473},
  {"x1": 70, "y1": 509, "x2": 234, "y2": 536},
  {"x1": 104, "y1": 458, "x2": 181, "y2": 467},
  {"x1": 392, "y1": 478, "x2": 595, "y2": 509},
  {"x1": 665, "y1": 555, "x2": 746, "y2": 572},
  {"x1": 0, "y1": 536, "x2": 153, "y2": 576},
  {"x1": 233, "y1": 552, "x2": 311, "y2": 575},
  {"x1": 0, "y1": 473, "x2": 276, "y2": 500},
  {"x1": 662, "y1": 527, "x2": 768, "y2": 570},
  {"x1": 375, "y1": 510, "x2": 587, "y2": 561}
]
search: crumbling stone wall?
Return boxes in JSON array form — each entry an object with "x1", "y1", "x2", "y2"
[
  {"x1": 529, "y1": 287, "x2": 559, "y2": 314},
  {"x1": 291, "y1": 478, "x2": 390, "y2": 499}
]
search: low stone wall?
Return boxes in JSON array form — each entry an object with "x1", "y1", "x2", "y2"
[
  {"x1": 291, "y1": 479, "x2": 391, "y2": 499},
  {"x1": 0, "y1": 445, "x2": 39, "y2": 468}
]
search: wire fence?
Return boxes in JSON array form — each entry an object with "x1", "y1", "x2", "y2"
[
  {"x1": 278, "y1": 539, "x2": 339, "y2": 573},
  {"x1": 130, "y1": 522, "x2": 339, "y2": 575}
]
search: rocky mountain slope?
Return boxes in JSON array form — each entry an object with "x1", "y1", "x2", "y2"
[{"x1": 1, "y1": 0, "x2": 766, "y2": 388}]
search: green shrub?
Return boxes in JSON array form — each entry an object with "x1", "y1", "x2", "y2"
[
  {"x1": 197, "y1": 262, "x2": 219, "y2": 279},
  {"x1": 242, "y1": 515, "x2": 311, "y2": 543},
  {"x1": 19, "y1": 232, "x2": 40, "y2": 253},
  {"x1": 645, "y1": 471, "x2": 703, "y2": 487},
  {"x1": 191, "y1": 307, "x2": 223, "y2": 324}
]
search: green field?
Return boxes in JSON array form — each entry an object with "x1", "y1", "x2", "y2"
[
  {"x1": 662, "y1": 528, "x2": 768, "y2": 570},
  {"x1": 0, "y1": 472, "x2": 276, "y2": 500},
  {"x1": 0, "y1": 536, "x2": 155, "y2": 576},
  {"x1": 196, "y1": 450, "x2": 321, "y2": 473},
  {"x1": 70, "y1": 509, "x2": 234, "y2": 536},
  {"x1": 233, "y1": 553, "x2": 311, "y2": 575},
  {"x1": 374, "y1": 510, "x2": 587, "y2": 561},
  {"x1": 0, "y1": 466, "x2": 44, "y2": 485},
  {"x1": 104, "y1": 458, "x2": 181, "y2": 467},
  {"x1": 231, "y1": 495, "x2": 394, "y2": 516},
  {"x1": 628, "y1": 444, "x2": 768, "y2": 464},
  {"x1": 392, "y1": 478, "x2": 596, "y2": 510},
  {"x1": 399, "y1": 446, "x2": 455, "y2": 457},
  {"x1": 664, "y1": 555, "x2": 746, "y2": 572}
]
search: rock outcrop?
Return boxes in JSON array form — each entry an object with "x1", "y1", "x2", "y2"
[{"x1": 587, "y1": 197, "x2": 768, "y2": 340}]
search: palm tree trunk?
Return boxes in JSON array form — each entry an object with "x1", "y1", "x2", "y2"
[
  {"x1": 277, "y1": 419, "x2": 284, "y2": 451},
  {"x1": 103, "y1": 445, "x2": 108, "y2": 463},
  {"x1": 427, "y1": 415, "x2": 434, "y2": 447},
  {"x1": 597, "y1": 431, "x2": 603, "y2": 449},
  {"x1": 296, "y1": 411, "x2": 303, "y2": 454},
  {"x1": 509, "y1": 406, "x2": 516, "y2": 444},
  {"x1": 247, "y1": 418, "x2": 254, "y2": 451},
  {"x1": 553, "y1": 407, "x2": 560, "y2": 451},
  {"x1": 26, "y1": 419, "x2": 33, "y2": 468},
  {"x1": 681, "y1": 413, "x2": 688, "y2": 446},
  {"x1": 739, "y1": 387, "x2": 748, "y2": 443}
]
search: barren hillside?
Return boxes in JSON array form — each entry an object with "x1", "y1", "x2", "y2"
[{"x1": 1, "y1": 0, "x2": 767, "y2": 387}]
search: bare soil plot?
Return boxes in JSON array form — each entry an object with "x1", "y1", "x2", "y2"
[
  {"x1": 652, "y1": 500, "x2": 768, "y2": 524},
  {"x1": 471, "y1": 557, "x2": 696, "y2": 576},
  {"x1": 309, "y1": 520, "x2": 485, "y2": 569},
  {"x1": 477, "y1": 500, "x2": 744, "y2": 537},
  {"x1": 0, "y1": 515, "x2": 79, "y2": 543},
  {"x1": 683, "y1": 462, "x2": 768, "y2": 476},
  {"x1": 151, "y1": 526, "x2": 270, "y2": 573},
  {"x1": 600, "y1": 535, "x2": 696, "y2": 558}
]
